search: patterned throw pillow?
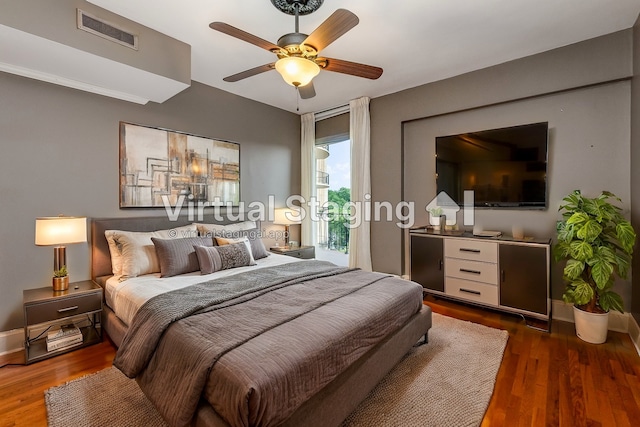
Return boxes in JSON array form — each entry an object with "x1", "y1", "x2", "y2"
[{"x1": 194, "y1": 242, "x2": 256, "y2": 274}]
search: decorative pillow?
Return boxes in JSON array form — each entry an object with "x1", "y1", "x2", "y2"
[
  {"x1": 151, "y1": 236, "x2": 214, "y2": 277},
  {"x1": 197, "y1": 222, "x2": 269, "y2": 260},
  {"x1": 106, "y1": 224, "x2": 198, "y2": 279},
  {"x1": 104, "y1": 231, "x2": 123, "y2": 276},
  {"x1": 194, "y1": 243, "x2": 256, "y2": 274},
  {"x1": 215, "y1": 236, "x2": 256, "y2": 264},
  {"x1": 245, "y1": 233, "x2": 269, "y2": 260}
]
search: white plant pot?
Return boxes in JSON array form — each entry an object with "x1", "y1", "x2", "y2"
[
  {"x1": 573, "y1": 306, "x2": 609, "y2": 344},
  {"x1": 430, "y1": 216, "x2": 441, "y2": 230}
]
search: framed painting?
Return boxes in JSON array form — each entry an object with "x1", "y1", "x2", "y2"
[{"x1": 119, "y1": 122, "x2": 240, "y2": 208}]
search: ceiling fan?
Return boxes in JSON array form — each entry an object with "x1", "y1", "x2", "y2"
[{"x1": 209, "y1": 0, "x2": 383, "y2": 99}]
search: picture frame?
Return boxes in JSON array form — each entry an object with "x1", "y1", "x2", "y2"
[{"x1": 119, "y1": 122, "x2": 240, "y2": 208}]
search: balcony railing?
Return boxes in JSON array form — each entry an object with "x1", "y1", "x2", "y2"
[{"x1": 317, "y1": 171, "x2": 329, "y2": 187}]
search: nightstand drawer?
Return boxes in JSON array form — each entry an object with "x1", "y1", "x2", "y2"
[
  {"x1": 25, "y1": 292, "x2": 102, "y2": 326},
  {"x1": 270, "y1": 246, "x2": 315, "y2": 259},
  {"x1": 286, "y1": 249, "x2": 314, "y2": 259}
]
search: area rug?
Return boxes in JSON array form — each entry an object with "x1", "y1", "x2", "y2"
[{"x1": 45, "y1": 313, "x2": 508, "y2": 427}]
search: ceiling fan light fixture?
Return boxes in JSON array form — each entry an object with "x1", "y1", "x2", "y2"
[{"x1": 275, "y1": 56, "x2": 320, "y2": 87}]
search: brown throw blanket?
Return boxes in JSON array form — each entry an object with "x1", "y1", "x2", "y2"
[{"x1": 114, "y1": 261, "x2": 416, "y2": 427}]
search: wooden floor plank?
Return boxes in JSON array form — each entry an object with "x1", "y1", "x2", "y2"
[{"x1": 1, "y1": 296, "x2": 639, "y2": 426}]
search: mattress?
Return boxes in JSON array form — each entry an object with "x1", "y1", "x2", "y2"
[{"x1": 105, "y1": 253, "x2": 299, "y2": 326}]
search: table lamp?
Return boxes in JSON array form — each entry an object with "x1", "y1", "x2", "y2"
[
  {"x1": 35, "y1": 216, "x2": 87, "y2": 291},
  {"x1": 274, "y1": 208, "x2": 302, "y2": 248}
]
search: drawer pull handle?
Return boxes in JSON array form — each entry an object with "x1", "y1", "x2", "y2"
[
  {"x1": 57, "y1": 306, "x2": 79, "y2": 313},
  {"x1": 459, "y1": 248, "x2": 481, "y2": 253},
  {"x1": 460, "y1": 268, "x2": 481, "y2": 275},
  {"x1": 460, "y1": 288, "x2": 481, "y2": 296}
]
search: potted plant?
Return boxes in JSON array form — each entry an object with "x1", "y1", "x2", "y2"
[
  {"x1": 428, "y1": 206, "x2": 443, "y2": 230},
  {"x1": 554, "y1": 190, "x2": 636, "y2": 343},
  {"x1": 53, "y1": 265, "x2": 69, "y2": 291}
]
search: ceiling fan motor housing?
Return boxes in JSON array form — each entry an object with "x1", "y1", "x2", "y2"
[
  {"x1": 277, "y1": 32, "x2": 317, "y2": 58},
  {"x1": 271, "y1": 0, "x2": 324, "y2": 16}
]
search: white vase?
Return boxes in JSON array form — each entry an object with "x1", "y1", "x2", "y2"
[{"x1": 573, "y1": 306, "x2": 609, "y2": 344}]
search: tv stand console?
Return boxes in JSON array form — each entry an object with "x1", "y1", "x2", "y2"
[{"x1": 410, "y1": 229, "x2": 551, "y2": 324}]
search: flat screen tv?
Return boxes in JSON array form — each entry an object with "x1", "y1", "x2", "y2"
[{"x1": 435, "y1": 122, "x2": 548, "y2": 209}]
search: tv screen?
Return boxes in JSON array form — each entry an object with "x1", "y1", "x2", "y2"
[{"x1": 435, "y1": 122, "x2": 548, "y2": 209}]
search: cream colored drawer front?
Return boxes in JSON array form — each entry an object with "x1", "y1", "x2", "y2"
[
  {"x1": 445, "y1": 258, "x2": 498, "y2": 285},
  {"x1": 444, "y1": 238, "x2": 498, "y2": 263},
  {"x1": 445, "y1": 277, "x2": 499, "y2": 306}
]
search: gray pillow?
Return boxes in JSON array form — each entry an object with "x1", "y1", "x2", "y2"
[
  {"x1": 209, "y1": 228, "x2": 269, "y2": 260},
  {"x1": 151, "y1": 236, "x2": 214, "y2": 277},
  {"x1": 194, "y1": 242, "x2": 256, "y2": 274},
  {"x1": 242, "y1": 229, "x2": 270, "y2": 260}
]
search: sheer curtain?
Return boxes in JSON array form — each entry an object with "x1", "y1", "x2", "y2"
[
  {"x1": 348, "y1": 97, "x2": 373, "y2": 270},
  {"x1": 300, "y1": 112, "x2": 316, "y2": 247}
]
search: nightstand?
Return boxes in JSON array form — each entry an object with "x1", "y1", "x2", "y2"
[
  {"x1": 270, "y1": 245, "x2": 315, "y2": 259},
  {"x1": 23, "y1": 280, "x2": 102, "y2": 364}
]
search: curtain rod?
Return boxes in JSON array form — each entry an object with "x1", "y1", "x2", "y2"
[{"x1": 314, "y1": 104, "x2": 349, "y2": 122}]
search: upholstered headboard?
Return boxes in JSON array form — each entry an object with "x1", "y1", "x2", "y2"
[{"x1": 91, "y1": 216, "x2": 253, "y2": 280}]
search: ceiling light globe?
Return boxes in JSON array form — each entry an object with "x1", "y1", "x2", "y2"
[{"x1": 275, "y1": 57, "x2": 320, "y2": 87}]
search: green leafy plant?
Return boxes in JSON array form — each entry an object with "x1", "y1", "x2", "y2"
[
  {"x1": 53, "y1": 266, "x2": 68, "y2": 278},
  {"x1": 554, "y1": 190, "x2": 636, "y2": 313},
  {"x1": 428, "y1": 206, "x2": 443, "y2": 217}
]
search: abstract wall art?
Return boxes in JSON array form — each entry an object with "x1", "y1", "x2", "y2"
[{"x1": 119, "y1": 122, "x2": 240, "y2": 208}]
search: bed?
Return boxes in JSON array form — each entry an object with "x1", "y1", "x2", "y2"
[{"x1": 91, "y1": 216, "x2": 432, "y2": 427}]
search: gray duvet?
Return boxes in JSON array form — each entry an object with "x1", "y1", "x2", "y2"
[{"x1": 113, "y1": 260, "x2": 423, "y2": 427}]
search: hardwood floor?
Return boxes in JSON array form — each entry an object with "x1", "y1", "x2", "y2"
[{"x1": 1, "y1": 298, "x2": 639, "y2": 427}]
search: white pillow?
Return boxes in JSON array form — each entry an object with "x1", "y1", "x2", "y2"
[
  {"x1": 104, "y1": 231, "x2": 124, "y2": 276},
  {"x1": 106, "y1": 224, "x2": 197, "y2": 279},
  {"x1": 215, "y1": 236, "x2": 256, "y2": 264}
]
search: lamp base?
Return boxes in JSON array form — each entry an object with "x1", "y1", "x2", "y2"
[{"x1": 52, "y1": 276, "x2": 69, "y2": 291}]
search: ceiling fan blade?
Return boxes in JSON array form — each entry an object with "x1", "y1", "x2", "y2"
[
  {"x1": 223, "y1": 63, "x2": 276, "y2": 82},
  {"x1": 320, "y1": 58, "x2": 383, "y2": 80},
  {"x1": 302, "y1": 9, "x2": 359, "y2": 52},
  {"x1": 209, "y1": 22, "x2": 283, "y2": 53},
  {"x1": 298, "y1": 82, "x2": 316, "y2": 99}
]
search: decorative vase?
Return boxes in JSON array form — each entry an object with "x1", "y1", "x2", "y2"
[
  {"x1": 52, "y1": 276, "x2": 69, "y2": 291},
  {"x1": 573, "y1": 306, "x2": 609, "y2": 344}
]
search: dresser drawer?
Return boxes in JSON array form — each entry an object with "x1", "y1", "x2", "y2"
[
  {"x1": 445, "y1": 277, "x2": 499, "y2": 306},
  {"x1": 25, "y1": 292, "x2": 102, "y2": 326},
  {"x1": 445, "y1": 258, "x2": 498, "y2": 285},
  {"x1": 444, "y1": 238, "x2": 498, "y2": 263}
]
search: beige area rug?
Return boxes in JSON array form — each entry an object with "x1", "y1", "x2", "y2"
[{"x1": 45, "y1": 314, "x2": 508, "y2": 427}]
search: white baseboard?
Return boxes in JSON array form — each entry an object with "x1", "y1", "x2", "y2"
[
  {"x1": 0, "y1": 328, "x2": 24, "y2": 356},
  {"x1": 552, "y1": 299, "x2": 629, "y2": 333}
]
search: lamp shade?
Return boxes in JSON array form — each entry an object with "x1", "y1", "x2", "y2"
[
  {"x1": 35, "y1": 216, "x2": 87, "y2": 246},
  {"x1": 274, "y1": 208, "x2": 302, "y2": 225},
  {"x1": 275, "y1": 57, "x2": 320, "y2": 87}
]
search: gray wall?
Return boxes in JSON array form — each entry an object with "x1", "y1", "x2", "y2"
[
  {"x1": 632, "y1": 16, "x2": 640, "y2": 322},
  {"x1": 370, "y1": 30, "x2": 634, "y2": 300},
  {"x1": 0, "y1": 72, "x2": 299, "y2": 331},
  {"x1": 0, "y1": 0, "x2": 190, "y2": 84}
]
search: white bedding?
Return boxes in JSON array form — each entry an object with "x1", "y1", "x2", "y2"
[{"x1": 106, "y1": 253, "x2": 301, "y2": 326}]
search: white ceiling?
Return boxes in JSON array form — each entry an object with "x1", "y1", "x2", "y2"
[{"x1": 87, "y1": 0, "x2": 640, "y2": 115}]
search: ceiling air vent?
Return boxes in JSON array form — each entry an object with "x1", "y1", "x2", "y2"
[{"x1": 77, "y1": 9, "x2": 138, "y2": 50}]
